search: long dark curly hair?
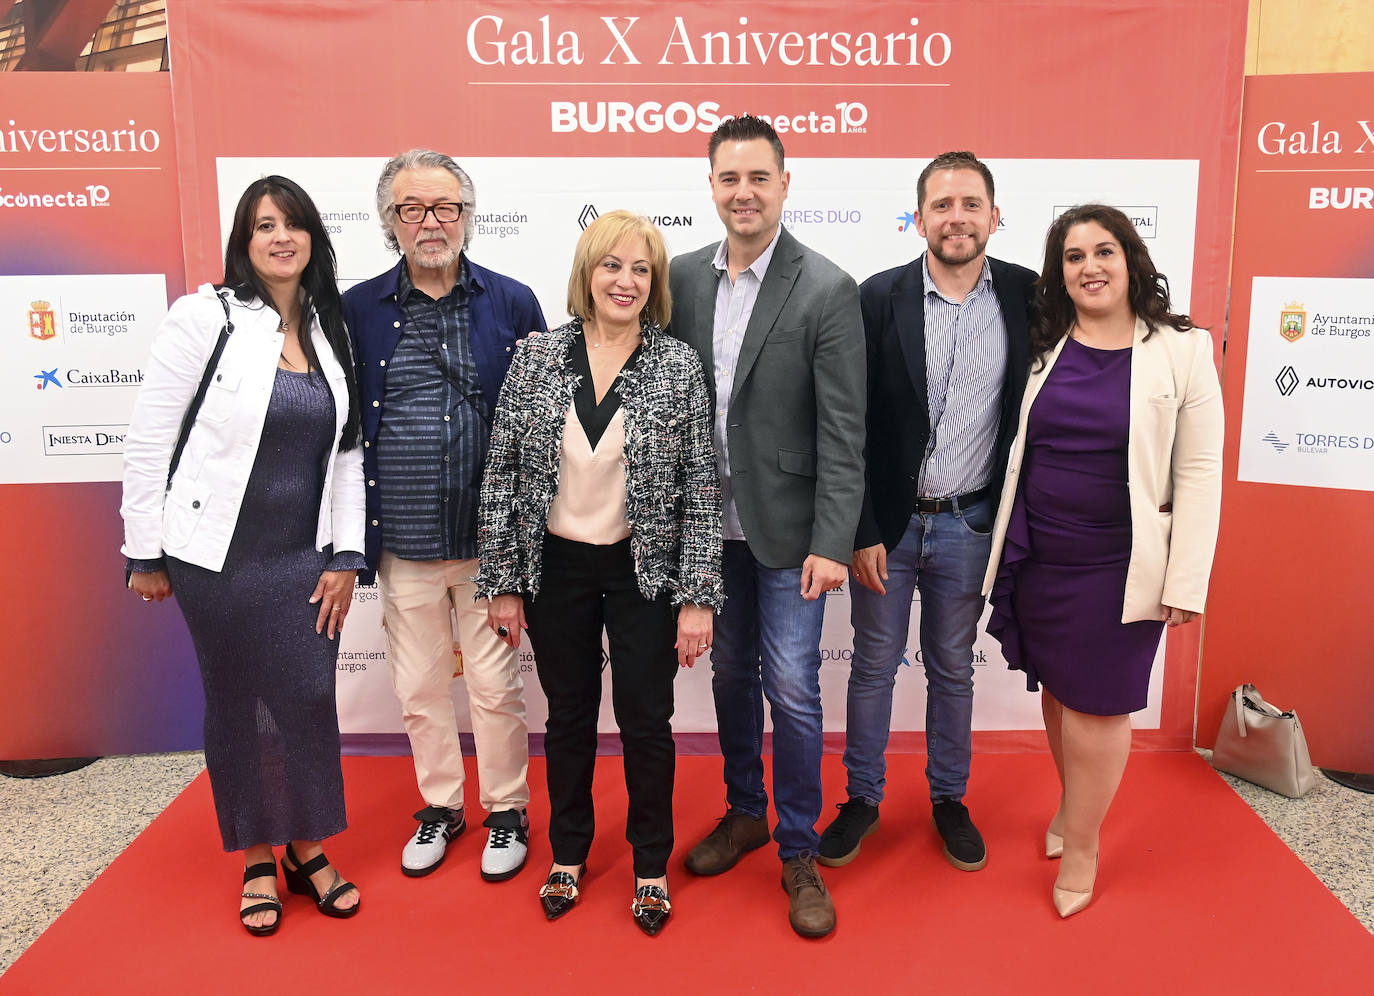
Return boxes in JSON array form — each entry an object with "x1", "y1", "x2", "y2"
[
  {"x1": 1031, "y1": 204, "x2": 1198, "y2": 366},
  {"x1": 221, "y1": 175, "x2": 360, "y2": 450}
]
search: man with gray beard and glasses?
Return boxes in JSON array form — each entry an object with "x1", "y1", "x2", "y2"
[{"x1": 343, "y1": 149, "x2": 546, "y2": 883}]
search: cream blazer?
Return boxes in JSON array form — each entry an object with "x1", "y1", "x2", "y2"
[{"x1": 981, "y1": 318, "x2": 1223, "y2": 622}]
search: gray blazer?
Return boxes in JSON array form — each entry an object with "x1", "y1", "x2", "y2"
[{"x1": 668, "y1": 226, "x2": 866, "y2": 569}]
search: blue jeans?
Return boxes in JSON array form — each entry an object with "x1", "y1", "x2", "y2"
[
  {"x1": 711, "y1": 540, "x2": 827, "y2": 859},
  {"x1": 844, "y1": 495, "x2": 994, "y2": 804}
]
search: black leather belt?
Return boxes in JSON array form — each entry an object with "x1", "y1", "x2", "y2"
[{"x1": 914, "y1": 485, "x2": 991, "y2": 515}]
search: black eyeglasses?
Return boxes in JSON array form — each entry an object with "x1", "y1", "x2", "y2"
[{"x1": 393, "y1": 202, "x2": 465, "y2": 224}]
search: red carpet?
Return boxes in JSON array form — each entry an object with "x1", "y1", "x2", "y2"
[{"x1": 4, "y1": 752, "x2": 1370, "y2": 994}]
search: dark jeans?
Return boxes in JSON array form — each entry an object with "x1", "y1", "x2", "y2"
[
  {"x1": 524, "y1": 534, "x2": 678, "y2": 878},
  {"x1": 711, "y1": 540, "x2": 828, "y2": 859}
]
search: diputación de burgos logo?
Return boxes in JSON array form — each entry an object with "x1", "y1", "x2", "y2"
[
  {"x1": 552, "y1": 99, "x2": 869, "y2": 136},
  {"x1": 473, "y1": 208, "x2": 530, "y2": 241}
]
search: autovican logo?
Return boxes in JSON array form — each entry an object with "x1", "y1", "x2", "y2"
[
  {"x1": 0, "y1": 184, "x2": 110, "y2": 208},
  {"x1": 552, "y1": 99, "x2": 868, "y2": 135},
  {"x1": 579, "y1": 203, "x2": 691, "y2": 231}
]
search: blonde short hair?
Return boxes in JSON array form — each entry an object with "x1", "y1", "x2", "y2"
[{"x1": 566, "y1": 210, "x2": 672, "y2": 329}]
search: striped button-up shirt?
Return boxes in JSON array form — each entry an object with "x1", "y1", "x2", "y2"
[
  {"x1": 375, "y1": 262, "x2": 489, "y2": 561},
  {"x1": 710, "y1": 231, "x2": 781, "y2": 541},
  {"x1": 917, "y1": 254, "x2": 1008, "y2": 498}
]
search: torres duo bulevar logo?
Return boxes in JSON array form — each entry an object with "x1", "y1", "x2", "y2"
[
  {"x1": 1280, "y1": 301, "x2": 1305, "y2": 342},
  {"x1": 28, "y1": 299, "x2": 57, "y2": 341}
]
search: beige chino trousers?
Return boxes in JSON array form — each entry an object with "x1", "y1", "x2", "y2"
[{"x1": 378, "y1": 552, "x2": 530, "y2": 813}]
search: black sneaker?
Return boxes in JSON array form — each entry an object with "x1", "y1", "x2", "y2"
[
  {"x1": 817, "y1": 799, "x2": 880, "y2": 867},
  {"x1": 932, "y1": 798, "x2": 986, "y2": 871}
]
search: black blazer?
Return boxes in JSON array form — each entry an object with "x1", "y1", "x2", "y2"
[{"x1": 854, "y1": 254, "x2": 1035, "y2": 552}]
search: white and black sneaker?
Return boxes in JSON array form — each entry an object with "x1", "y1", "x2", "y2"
[
  {"x1": 401, "y1": 805, "x2": 465, "y2": 877},
  {"x1": 480, "y1": 809, "x2": 529, "y2": 882}
]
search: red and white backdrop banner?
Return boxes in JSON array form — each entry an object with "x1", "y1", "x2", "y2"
[
  {"x1": 149, "y1": 0, "x2": 1247, "y2": 753},
  {"x1": 0, "y1": 72, "x2": 198, "y2": 760},
  {"x1": 1198, "y1": 71, "x2": 1374, "y2": 772}
]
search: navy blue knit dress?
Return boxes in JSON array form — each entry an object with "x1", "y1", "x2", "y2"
[{"x1": 167, "y1": 368, "x2": 360, "y2": 851}]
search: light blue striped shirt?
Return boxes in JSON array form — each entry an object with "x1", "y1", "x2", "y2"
[
  {"x1": 710, "y1": 231, "x2": 781, "y2": 541},
  {"x1": 917, "y1": 254, "x2": 1008, "y2": 498}
]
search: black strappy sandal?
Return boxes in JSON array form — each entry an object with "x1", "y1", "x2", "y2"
[
  {"x1": 281, "y1": 843, "x2": 360, "y2": 919},
  {"x1": 240, "y1": 861, "x2": 282, "y2": 936}
]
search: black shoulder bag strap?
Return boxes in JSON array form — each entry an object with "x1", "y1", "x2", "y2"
[{"x1": 166, "y1": 290, "x2": 234, "y2": 487}]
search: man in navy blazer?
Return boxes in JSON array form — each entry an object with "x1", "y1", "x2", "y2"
[
  {"x1": 669, "y1": 115, "x2": 865, "y2": 938},
  {"x1": 343, "y1": 149, "x2": 546, "y2": 884},
  {"x1": 816, "y1": 152, "x2": 1034, "y2": 875}
]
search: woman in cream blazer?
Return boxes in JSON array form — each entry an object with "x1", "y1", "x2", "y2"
[{"x1": 982, "y1": 205, "x2": 1222, "y2": 919}]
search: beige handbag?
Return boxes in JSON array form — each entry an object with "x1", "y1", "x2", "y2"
[{"x1": 1211, "y1": 683, "x2": 1318, "y2": 798}]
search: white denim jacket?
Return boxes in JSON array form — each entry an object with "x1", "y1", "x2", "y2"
[{"x1": 121, "y1": 284, "x2": 365, "y2": 572}]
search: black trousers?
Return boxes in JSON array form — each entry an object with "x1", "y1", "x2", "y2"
[{"x1": 524, "y1": 534, "x2": 678, "y2": 878}]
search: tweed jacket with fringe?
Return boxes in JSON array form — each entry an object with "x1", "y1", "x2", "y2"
[{"x1": 476, "y1": 317, "x2": 724, "y2": 609}]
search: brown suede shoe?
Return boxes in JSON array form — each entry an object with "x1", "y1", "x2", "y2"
[
  {"x1": 781, "y1": 854, "x2": 835, "y2": 937},
  {"x1": 684, "y1": 810, "x2": 770, "y2": 876}
]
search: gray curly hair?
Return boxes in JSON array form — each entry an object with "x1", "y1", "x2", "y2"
[{"x1": 375, "y1": 149, "x2": 476, "y2": 254}]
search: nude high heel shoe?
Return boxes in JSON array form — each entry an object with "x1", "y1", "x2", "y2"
[
  {"x1": 1052, "y1": 856, "x2": 1097, "y2": 918},
  {"x1": 1045, "y1": 830, "x2": 1064, "y2": 859}
]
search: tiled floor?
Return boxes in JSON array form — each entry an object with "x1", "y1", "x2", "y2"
[{"x1": 1, "y1": 751, "x2": 1370, "y2": 975}]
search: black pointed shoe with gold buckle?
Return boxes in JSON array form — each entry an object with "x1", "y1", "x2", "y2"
[
  {"x1": 538, "y1": 863, "x2": 586, "y2": 920},
  {"x1": 631, "y1": 884, "x2": 672, "y2": 936}
]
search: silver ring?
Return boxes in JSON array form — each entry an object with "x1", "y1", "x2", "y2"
[
  {"x1": 142, "y1": 595, "x2": 153, "y2": 602},
  {"x1": 697, "y1": 643, "x2": 707, "y2": 649},
  {"x1": 497, "y1": 625, "x2": 510, "y2": 638}
]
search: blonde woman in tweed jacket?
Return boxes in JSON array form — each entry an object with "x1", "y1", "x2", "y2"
[{"x1": 476, "y1": 211, "x2": 722, "y2": 936}]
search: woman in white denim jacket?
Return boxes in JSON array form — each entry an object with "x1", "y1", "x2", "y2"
[{"x1": 121, "y1": 176, "x2": 365, "y2": 936}]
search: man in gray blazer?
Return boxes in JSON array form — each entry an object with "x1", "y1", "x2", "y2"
[{"x1": 668, "y1": 115, "x2": 865, "y2": 938}]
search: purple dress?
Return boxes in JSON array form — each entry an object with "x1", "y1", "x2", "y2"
[{"x1": 988, "y1": 337, "x2": 1165, "y2": 716}]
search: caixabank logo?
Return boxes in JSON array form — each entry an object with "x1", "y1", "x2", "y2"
[
  {"x1": 897, "y1": 211, "x2": 1008, "y2": 233},
  {"x1": 35, "y1": 366, "x2": 144, "y2": 389}
]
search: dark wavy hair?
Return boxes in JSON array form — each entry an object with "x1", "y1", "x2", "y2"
[
  {"x1": 222, "y1": 175, "x2": 360, "y2": 450},
  {"x1": 1031, "y1": 203, "x2": 1198, "y2": 364}
]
